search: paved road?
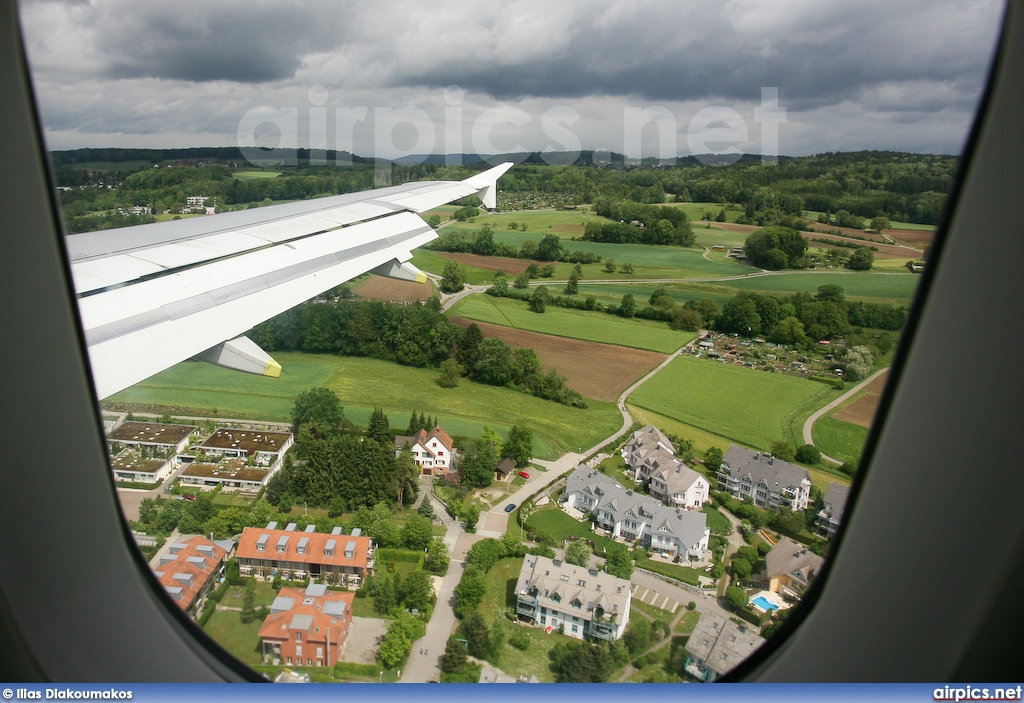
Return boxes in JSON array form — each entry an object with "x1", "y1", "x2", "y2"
[
  {"x1": 400, "y1": 559, "x2": 465, "y2": 682},
  {"x1": 802, "y1": 366, "x2": 890, "y2": 464}
]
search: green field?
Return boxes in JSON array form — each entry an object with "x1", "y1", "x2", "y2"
[
  {"x1": 442, "y1": 208, "x2": 608, "y2": 235},
  {"x1": 629, "y1": 356, "x2": 832, "y2": 451},
  {"x1": 68, "y1": 160, "x2": 154, "y2": 172},
  {"x1": 576, "y1": 283, "x2": 736, "y2": 310},
  {"x1": 106, "y1": 352, "x2": 620, "y2": 459},
  {"x1": 202, "y1": 609, "x2": 264, "y2": 667},
  {"x1": 447, "y1": 294, "x2": 695, "y2": 354},
  {"x1": 713, "y1": 271, "x2": 919, "y2": 304},
  {"x1": 525, "y1": 506, "x2": 618, "y2": 552},
  {"x1": 409, "y1": 249, "x2": 498, "y2": 285},
  {"x1": 812, "y1": 415, "x2": 869, "y2": 467},
  {"x1": 232, "y1": 170, "x2": 282, "y2": 180}
]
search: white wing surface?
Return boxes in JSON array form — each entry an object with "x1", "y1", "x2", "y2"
[{"x1": 67, "y1": 162, "x2": 513, "y2": 399}]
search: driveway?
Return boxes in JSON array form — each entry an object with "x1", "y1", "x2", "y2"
[
  {"x1": 400, "y1": 560, "x2": 466, "y2": 682},
  {"x1": 340, "y1": 616, "x2": 388, "y2": 664}
]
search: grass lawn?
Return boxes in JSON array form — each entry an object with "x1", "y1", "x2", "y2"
[
  {"x1": 675, "y1": 609, "x2": 701, "y2": 634},
  {"x1": 447, "y1": 294, "x2": 696, "y2": 354},
  {"x1": 212, "y1": 492, "x2": 253, "y2": 507},
  {"x1": 625, "y1": 641, "x2": 685, "y2": 683},
  {"x1": 524, "y1": 506, "x2": 618, "y2": 553},
  {"x1": 631, "y1": 598, "x2": 675, "y2": 624},
  {"x1": 635, "y1": 555, "x2": 705, "y2": 586},
  {"x1": 629, "y1": 356, "x2": 832, "y2": 451},
  {"x1": 410, "y1": 249, "x2": 497, "y2": 285},
  {"x1": 202, "y1": 609, "x2": 265, "y2": 667},
  {"x1": 701, "y1": 506, "x2": 732, "y2": 535},
  {"x1": 221, "y1": 580, "x2": 279, "y2": 609},
  {"x1": 106, "y1": 352, "x2": 620, "y2": 459},
  {"x1": 714, "y1": 271, "x2": 919, "y2": 304},
  {"x1": 153, "y1": 213, "x2": 203, "y2": 222},
  {"x1": 232, "y1": 170, "x2": 282, "y2": 179},
  {"x1": 813, "y1": 415, "x2": 870, "y2": 467},
  {"x1": 596, "y1": 455, "x2": 637, "y2": 489},
  {"x1": 625, "y1": 406, "x2": 732, "y2": 456},
  {"x1": 479, "y1": 556, "x2": 576, "y2": 682}
]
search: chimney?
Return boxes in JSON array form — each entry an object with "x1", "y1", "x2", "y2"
[
  {"x1": 754, "y1": 452, "x2": 760, "y2": 461},
  {"x1": 769, "y1": 456, "x2": 774, "y2": 465}
]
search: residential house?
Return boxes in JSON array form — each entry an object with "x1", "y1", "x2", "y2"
[
  {"x1": 258, "y1": 584, "x2": 354, "y2": 668},
  {"x1": 107, "y1": 421, "x2": 198, "y2": 455},
  {"x1": 185, "y1": 195, "x2": 208, "y2": 209},
  {"x1": 621, "y1": 424, "x2": 673, "y2": 474},
  {"x1": 761, "y1": 537, "x2": 825, "y2": 600},
  {"x1": 393, "y1": 426, "x2": 454, "y2": 476},
  {"x1": 495, "y1": 457, "x2": 517, "y2": 483},
  {"x1": 110, "y1": 450, "x2": 176, "y2": 484},
  {"x1": 817, "y1": 482, "x2": 850, "y2": 538},
  {"x1": 179, "y1": 458, "x2": 276, "y2": 493},
  {"x1": 514, "y1": 555, "x2": 631, "y2": 641},
  {"x1": 236, "y1": 524, "x2": 374, "y2": 587},
  {"x1": 684, "y1": 611, "x2": 764, "y2": 682},
  {"x1": 563, "y1": 466, "x2": 710, "y2": 561},
  {"x1": 649, "y1": 464, "x2": 710, "y2": 509},
  {"x1": 197, "y1": 428, "x2": 293, "y2": 471},
  {"x1": 153, "y1": 535, "x2": 234, "y2": 619},
  {"x1": 717, "y1": 445, "x2": 812, "y2": 511}
]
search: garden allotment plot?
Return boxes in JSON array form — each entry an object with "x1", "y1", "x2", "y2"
[{"x1": 630, "y1": 355, "x2": 832, "y2": 450}]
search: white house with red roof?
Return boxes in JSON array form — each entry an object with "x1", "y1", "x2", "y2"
[
  {"x1": 153, "y1": 535, "x2": 234, "y2": 618},
  {"x1": 393, "y1": 426, "x2": 454, "y2": 476}
]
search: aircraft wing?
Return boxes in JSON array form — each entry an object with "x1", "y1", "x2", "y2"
[{"x1": 66, "y1": 162, "x2": 513, "y2": 400}]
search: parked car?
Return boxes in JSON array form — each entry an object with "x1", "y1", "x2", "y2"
[
  {"x1": 504, "y1": 503, "x2": 516, "y2": 513},
  {"x1": 518, "y1": 471, "x2": 530, "y2": 479}
]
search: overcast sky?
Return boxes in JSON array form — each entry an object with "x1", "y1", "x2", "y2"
[{"x1": 19, "y1": 0, "x2": 1005, "y2": 160}]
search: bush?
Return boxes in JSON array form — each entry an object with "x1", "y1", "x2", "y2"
[
  {"x1": 795, "y1": 444, "x2": 822, "y2": 464},
  {"x1": 509, "y1": 628, "x2": 531, "y2": 651},
  {"x1": 809, "y1": 375, "x2": 845, "y2": 390}
]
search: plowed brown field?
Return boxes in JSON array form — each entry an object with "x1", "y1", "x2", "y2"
[
  {"x1": 833, "y1": 371, "x2": 889, "y2": 428},
  {"x1": 450, "y1": 317, "x2": 667, "y2": 402},
  {"x1": 351, "y1": 275, "x2": 433, "y2": 302}
]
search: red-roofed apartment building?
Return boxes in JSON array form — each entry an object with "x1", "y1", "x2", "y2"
[
  {"x1": 236, "y1": 523, "x2": 374, "y2": 587},
  {"x1": 154, "y1": 535, "x2": 234, "y2": 618},
  {"x1": 393, "y1": 426, "x2": 454, "y2": 476},
  {"x1": 258, "y1": 584, "x2": 354, "y2": 668}
]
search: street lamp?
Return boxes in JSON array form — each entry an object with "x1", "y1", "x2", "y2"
[{"x1": 379, "y1": 671, "x2": 383, "y2": 683}]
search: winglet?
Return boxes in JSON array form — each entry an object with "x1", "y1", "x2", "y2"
[{"x1": 464, "y1": 161, "x2": 514, "y2": 210}]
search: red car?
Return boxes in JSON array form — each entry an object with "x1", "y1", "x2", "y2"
[{"x1": 518, "y1": 471, "x2": 530, "y2": 479}]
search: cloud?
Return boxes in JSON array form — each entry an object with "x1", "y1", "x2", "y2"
[{"x1": 18, "y1": 0, "x2": 1005, "y2": 155}]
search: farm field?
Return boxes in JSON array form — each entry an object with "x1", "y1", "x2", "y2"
[
  {"x1": 350, "y1": 274, "x2": 433, "y2": 302},
  {"x1": 712, "y1": 271, "x2": 919, "y2": 304},
  {"x1": 812, "y1": 415, "x2": 869, "y2": 467},
  {"x1": 232, "y1": 170, "x2": 282, "y2": 179},
  {"x1": 446, "y1": 294, "x2": 696, "y2": 354},
  {"x1": 66, "y1": 160, "x2": 153, "y2": 172},
  {"x1": 628, "y1": 355, "x2": 832, "y2": 451},
  {"x1": 410, "y1": 249, "x2": 496, "y2": 285},
  {"x1": 576, "y1": 282, "x2": 735, "y2": 310},
  {"x1": 449, "y1": 317, "x2": 668, "y2": 402},
  {"x1": 833, "y1": 371, "x2": 889, "y2": 428},
  {"x1": 441, "y1": 208, "x2": 608, "y2": 236},
  {"x1": 104, "y1": 352, "x2": 623, "y2": 458}
]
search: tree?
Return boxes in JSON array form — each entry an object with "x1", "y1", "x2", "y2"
[
  {"x1": 539, "y1": 264, "x2": 555, "y2": 278},
  {"x1": 848, "y1": 246, "x2": 874, "y2": 270},
  {"x1": 603, "y1": 258, "x2": 616, "y2": 273},
  {"x1": 604, "y1": 542, "x2": 634, "y2": 579},
  {"x1": 400, "y1": 569, "x2": 434, "y2": 611},
  {"x1": 564, "y1": 271, "x2": 579, "y2": 295},
  {"x1": 770, "y1": 441, "x2": 796, "y2": 462},
  {"x1": 618, "y1": 262, "x2": 634, "y2": 274},
  {"x1": 436, "y1": 358, "x2": 463, "y2": 388},
  {"x1": 844, "y1": 345, "x2": 875, "y2": 381},
  {"x1": 504, "y1": 425, "x2": 533, "y2": 466},
  {"x1": 239, "y1": 578, "x2": 256, "y2": 624},
  {"x1": 536, "y1": 233, "x2": 563, "y2": 261},
  {"x1": 671, "y1": 307, "x2": 703, "y2": 331},
  {"x1": 725, "y1": 585, "x2": 749, "y2": 611},
  {"x1": 454, "y1": 565, "x2": 487, "y2": 618},
  {"x1": 796, "y1": 444, "x2": 822, "y2": 464},
  {"x1": 565, "y1": 539, "x2": 593, "y2": 566},
  {"x1": 440, "y1": 260, "x2": 466, "y2": 292},
  {"x1": 529, "y1": 285, "x2": 548, "y2": 313},
  {"x1": 744, "y1": 225, "x2": 808, "y2": 269},
  {"x1": 402, "y1": 513, "x2": 434, "y2": 551},
  {"x1": 473, "y1": 338, "x2": 513, "y2": 386},
  {"x1": 460, "y1": 611, "x2": 491, "y2": 658},
  {"x1": 426, "y1": 537, "x2": 450, "y2": 574},
  {"x1": 455, "y1": 323, "x2": 484, "y2": 373},
  {"x1": 703, "y1": 447, "x2": 724, "y2": 473},
  {"x1": 489, "y1": 272, "x2": 508, "y2": 297},
  {"x1": 292, "y1": 386, "x2": 343, "y2": 435},
  {"x1": 623, "y1": 618, "x2": 653, "y2": 656},
  {"x1": 367, "y1": 407, "x2": 391, "y2": 444},
  {"x1": 374, "y1": 576, "x2": 398, "y2": 614},
  {"x1": 440, "y1": 636, "x2": 468, "y2": 674},
  {"x1": 620, "y1": 293, "x2": 636, "y2": 318},
  {"x1": 731, "y1": 557, "x2": 752, "y2": 581},
  {"x1": 513, "y1": 272, "x2": 530, "y2": 289}
]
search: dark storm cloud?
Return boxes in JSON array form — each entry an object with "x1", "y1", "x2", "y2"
[{"x1": 90, "y1": 2, "x2": 351, "y2": 83}]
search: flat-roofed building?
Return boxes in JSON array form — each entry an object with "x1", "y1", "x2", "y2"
[
  {"x1": 258, "y1": 584, "x2": 354, "y2": 668},
  {"x1": 107, "y1": 421, "x2": 198, "y2": 454},
  {"x1": 198, "y1": 427, "x2": 293, "y2": 470},
  {"x1": 110, "y1": 450, "x2": 176, "y2": 483},
  {"x1": 236, "y1": 524, "x2": 373, "y2": 587},
  {"x1": 179, "y1": 458, "x2": 274, "y2": 492},
  {"x1": 514, "y1": 555, "x2": 631, "y2": 641}
]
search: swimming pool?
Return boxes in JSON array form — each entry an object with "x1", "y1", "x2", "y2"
[{"x1": 752, "y1": 596, "x2": 779, "y2": 611}]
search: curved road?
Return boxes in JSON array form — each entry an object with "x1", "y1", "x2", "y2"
[{"x1": 802, "y1": 366, "x2": 890, "y2": 464}]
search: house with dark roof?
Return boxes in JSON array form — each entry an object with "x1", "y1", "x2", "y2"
[
  {"x1": 258, "y1": 584, "x2": 354, "y2": 668},
  {"x1": 761, "y1": 536, "x2": 825, "y2": 599},
  {"x1": 621, "y1": 423, "x2": 709, "y2": 509},
  {"x1": 393, "y1": 426, "x2": 454, "y2": 476},
  {"x1": 684, "y1": 611, "x2": 764, "y2": 682},
  {"x1": 495, "y1": 457, "x2": 517, "y2": 483},
  {"x1": 563, "y1": 466, "x2": 710, "y2": 561},
  {"x1": 107, "y1": 421, "x2": 199, "y2": 455},
  {"x1": 717, "y1": 445, "x2": 812, "y2": 511},
  {"x1": 153, "y1": 535, "x2": 234, "y2": 618},
  {"x1": 817, "y1": 482, "x2": 850, "y2": 538},
  {"x1": 514, "y1": 555, "x2": 631, "y2": 641},
  {"x1": 236, "y1": 523, "x2": 374, "y2": 586}
]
